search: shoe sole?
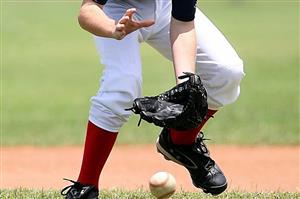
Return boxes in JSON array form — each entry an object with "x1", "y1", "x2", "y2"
[
  {"x1": 156, "y1": 138, "x2": 227, "y2": 195},
  {"x1": 199, "y1": 182, "x2": 227, "y2": 195}
]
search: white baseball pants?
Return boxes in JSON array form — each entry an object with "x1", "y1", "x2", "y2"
[{"x1": 89, "y1": 0, "x2": 245, "y2": 132}]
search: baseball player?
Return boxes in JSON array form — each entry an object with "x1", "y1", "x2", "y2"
[{"x1": 61, "y1": 0, "x2": 244, "y2": 198}]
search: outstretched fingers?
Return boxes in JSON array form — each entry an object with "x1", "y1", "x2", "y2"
[{"x1": 113, "y1": 8, "x2": 155, "y2": 40}]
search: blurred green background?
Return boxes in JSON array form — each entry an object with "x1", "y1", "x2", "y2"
[{"x1": 2, "y1": 1, "x2": 299, "y2": 146}]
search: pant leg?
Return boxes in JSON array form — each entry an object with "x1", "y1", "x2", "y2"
[
  {"x1": 89, "y1": 1, "x2": 143, "y2": 132},
  {"x1": 193, "y1": 10, "x2": 245, "y2": 109},
  {"x1": 147, "y1": 7, "x2": 245, "y2": 110}
]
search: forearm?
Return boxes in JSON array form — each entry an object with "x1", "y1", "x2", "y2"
[
  {"x1": 170, "y1": 17, "x2": 196, "y2": 84},
  {"x1": 78, "y1": 0, "x2": 115, "y2": 38}
]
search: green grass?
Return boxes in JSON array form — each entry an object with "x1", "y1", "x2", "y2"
[
  {"x1": 1, "y1": 189, "x2": 300, "y2": 199},
  {"x1": 2, "y1": 1, "x2": 299, "y2": 145}
]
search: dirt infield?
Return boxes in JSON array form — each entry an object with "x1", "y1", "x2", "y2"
[{"x1": 2, "y1": 145, "x2": 300, "y2": 192}]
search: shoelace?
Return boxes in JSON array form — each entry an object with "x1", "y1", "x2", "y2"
[
  {"x1": 195, "y1": 132, "x2": 215, "y2": 170},
  {"x1": 195, "y1": 132, "x2": 210, "y2": 154},
  {"x1": 61, "y1": 178, "x2": 81, "y2": 196}
]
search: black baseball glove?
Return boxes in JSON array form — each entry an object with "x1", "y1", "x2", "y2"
[{"x1": 126, "y1": 72, "x2": 208, "y2": 130}]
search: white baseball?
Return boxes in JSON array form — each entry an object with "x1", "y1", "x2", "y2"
[{"x1": 149, "y1": 171, "x2": 176, "y2": 199}]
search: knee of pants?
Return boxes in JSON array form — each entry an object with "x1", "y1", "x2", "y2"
[
  {"x1": 89, "y1": 74, "x2": 142, "y2": 132},
  {"x1": 205, "y1": 59, "x2": 245, "y2": 109}
]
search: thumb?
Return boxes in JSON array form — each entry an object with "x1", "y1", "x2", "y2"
[{"x1": 139, "y1": 19, "x2": 155, "y2": 28}]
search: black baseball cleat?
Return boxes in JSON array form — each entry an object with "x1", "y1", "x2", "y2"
[
  {"x1": 61, "y1": 179, "x2": 99, "y2": 199},
  {"x1": 156, "y1": 128, "x2": 227, "y2": 195}
]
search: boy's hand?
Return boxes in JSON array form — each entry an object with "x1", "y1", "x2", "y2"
[{"x1": 112, "y1": 8, "x2": 155, "y2": 40}]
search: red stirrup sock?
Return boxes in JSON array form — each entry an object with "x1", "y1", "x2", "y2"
[
  {"x1": 77, "y1": 121, "x2": 118, "y2": 189},
  {"x1": 170, "y1": 109, "x2": 217, "y2": 145}
]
